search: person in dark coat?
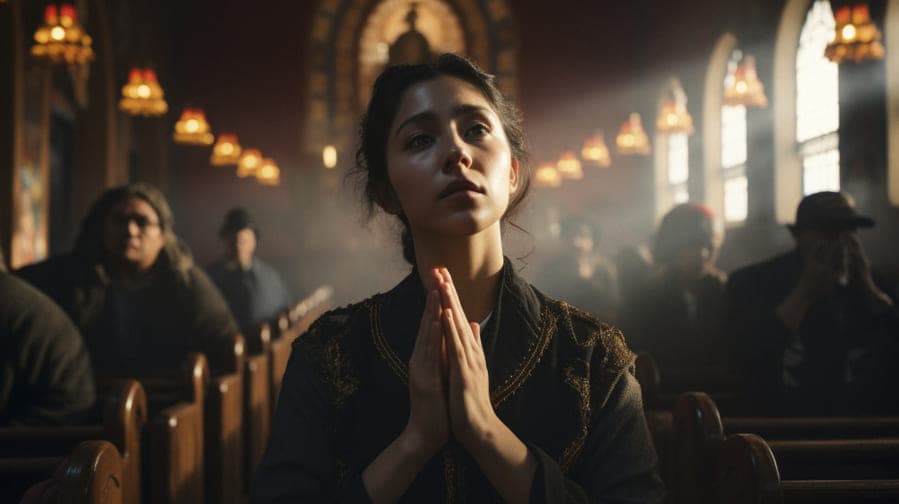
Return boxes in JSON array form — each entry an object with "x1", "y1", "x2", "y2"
[
  {"x1": 15, "y1": 183, "x2": 239, "y2": 375},
  {"x1": 727, "y1": 191, "x2": 899, "y2": 415},
  {"x1": 253, "y1": 54, "x2": 664, "y2": 503},
  {"x1": 623, "y1": 204, "x2": 729, "y2": 375},
  {"x1": 0, "y1": 249, "x2": 95, "y2": 426},
  {"x1": 206, "y1": 207, "x2": 291, "y2": 332}
]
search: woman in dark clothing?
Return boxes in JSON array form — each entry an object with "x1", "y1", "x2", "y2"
[
  {"x1": 253, "y1": 54, "x2": 664, "y2": 503},
  {"x1": 15, "y1": 183, "x2": 238, "y2": 375}
]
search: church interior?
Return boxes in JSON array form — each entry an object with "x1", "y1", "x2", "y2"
[{"x1": 3, "y1": 0, "x2": 899, "y2": 502}]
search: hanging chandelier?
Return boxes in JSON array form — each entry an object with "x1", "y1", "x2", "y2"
[
  {"x1": 616, "y1": 113, "x2": 651, "y2": 155},
  {"x1": 31, "y1": 4, "x2": 94, "y2": 65},
  {"x1": 825, "y1": 4, "x2": 885, "y2": 63},
  {"x1": 118, "y1": 68, "x2": 168, "y2": 117},
  {"x1": 556, "y1": 151, "x2": 584, "y2": 180},
  {"x1": 236, "y1": 149, "x2": 263, "y2": 178},
  {"x1": 535, "y1": 162, "x2": 562, "y2": 188},
  {"x1": 256, "y1": 158, "x2": 281, "y2": 186},
  {"x1": 172, "y1": 108, "x2": 214, "y2": 146},
  {"x1": 210, "y1": 133, "x2": 243, "y2": 166},
  {"x1": 656, "y1": 78, "x2": 694, "y2": 135},
  {"x1": 723, "y1": 55, "x2": 768, "y2": 108},
  {"x1": 581, "y1": 131, "x2": 611, "y2": 167}
]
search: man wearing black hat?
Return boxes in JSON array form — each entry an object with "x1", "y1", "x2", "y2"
[
  {"x1": 207, "y1": 208, "x2": 292, "y2": 332},
  {"x1": 726, "y1": 192, "x2": 898, "y2": 415}
]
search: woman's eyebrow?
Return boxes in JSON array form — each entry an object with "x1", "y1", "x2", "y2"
[
  {"x1": 393, "y1": 104, "x2": 493, "y2": 138},
  {"x1": 394, "y1": 111, "x2": 436, "y2": 138}
]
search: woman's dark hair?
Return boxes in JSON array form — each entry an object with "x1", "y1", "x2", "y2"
[
  {"x1": 353, "y1": 53, "x2": 530, "y2": 264},
  {"x1": 73, "y1": 182, "x2": 193, "y2": 285},
  {"x1": 652, "y1": 203, "x2": 722, "y2": 267}
]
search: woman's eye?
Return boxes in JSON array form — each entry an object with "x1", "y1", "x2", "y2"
[
  {"x1": 406, "y1": 134, "x2": 433, "y2": 150},
  {"x1": 465, "y1": 123, "x2": 489, "y2": 139}
]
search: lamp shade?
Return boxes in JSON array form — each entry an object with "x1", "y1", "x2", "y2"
[
  {"x1": 535, "y1": 162, "x2": 562, "y2": 188},
  {"x1": 256, "y1": 158, "x2": 281, "y2": 186},
  {"x1": 210, "y1": 133, "x2": 243, "y2": 166},
  {"x1": 31, "y1": 3, "x2": 94, "y2": 64},
  {"x1": 825, "y1": 4, "x2": 885, "y2": 63},
  {"x1": 723, "y1": 55, "x2": 768, "y2": 108},
  {"x1": 581, "y1": 131, "x2": 611, "y2": 167},
  {"x1": 236, "y1": 149, "x2": 263, "y2": 178},
  {"x1": 616, "y1": 113, "x2": 651, "y2": 156},
  {"x1": 656, "y1": 78, "x2": 694, "y2": 135},
  {"x1": 119, "y1": 68, "x2": 168, "y2": 117},
  {"x1": 173, "y1": 108, "x2": 214, "y2": 146},
  {"x1": 556, "y1": 151, "x2": 584, "y2": 180}
]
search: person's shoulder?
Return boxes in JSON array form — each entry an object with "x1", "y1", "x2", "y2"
[
  {"x1": 539, "y1": 291, "x2": 634, "y2": 373},
  {"x1": 14, "y1": 254, "x2": 78, "y2": 284},
  {"x1": 0, "y1": 272, "x2": 79, "y2": 338},
  {"x1": 292, "y1": 297, "x2": 373, "y2": 352}
]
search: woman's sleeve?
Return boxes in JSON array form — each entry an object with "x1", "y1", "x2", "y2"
[
  {"x1": 529, "y1": 371, "x2": 665, "y2": 504},
  {"x1": 251, "y1": 339, "x2": 369, "y2": 503}
]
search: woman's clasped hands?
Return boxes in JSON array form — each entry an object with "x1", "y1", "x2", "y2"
[{"x1": 405, "y1": 267, "x2": 500, "y2": 459}]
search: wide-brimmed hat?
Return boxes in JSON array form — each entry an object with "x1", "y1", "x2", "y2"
[{"x1": 788, "y1": 191, "x2": 874, "y2": 231}]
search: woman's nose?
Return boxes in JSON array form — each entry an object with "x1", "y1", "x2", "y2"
[{"x1": 443, "y1": 133, "x2": 472, "y2": 172}]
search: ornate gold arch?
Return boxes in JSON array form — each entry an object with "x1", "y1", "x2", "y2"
[{"x1": 303, "y1": 0, "x2": 519, "y2": 158}]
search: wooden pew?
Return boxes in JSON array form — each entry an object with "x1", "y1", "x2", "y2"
[
  {"x1": 131, "y1": 336, "x2": 246, "y2": 504},
  {"x1": 0, "y1": 379, "x2": 146, "y2": 504},
  {"x1": 0, "y1": 440, "x2": 124, "y2": 504},
  {"x1": 140, "y1": 354, "x2": 209, "y2": 504},
  {"x1": 204, "y1": 335, "x2": 246, "y2": 504},
  {"x1": 674, "y1": 391, "x2": 899, "y2": 504},
  {"x1": 719, "y1": 433, "x2": 899, "y2": 503},
  {"x1": 243, "y1": 324, "x2": 271, "y2": 492}
]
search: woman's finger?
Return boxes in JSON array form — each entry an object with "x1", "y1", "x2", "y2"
[{"x1": 443, "y1": 308, "x2": 468, "y2": 373}]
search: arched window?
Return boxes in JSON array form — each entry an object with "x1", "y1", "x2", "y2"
[
  {"x1": 721, "y1": 52, "x2": 749, "y2": 223},
  {"x1": 796, "y1": 0, "x2": 840, "y2": 194},
  {"x1": 653, "y1": 132, "x2": 690, "y2": 221}
]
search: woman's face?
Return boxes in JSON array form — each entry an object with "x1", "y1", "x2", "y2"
[
  {"x1": 103, "y1": 196, "x2": 165, "y2": 272},
  {"x1": 385, "y1": 76, "x2": 519, "y2": 239}
]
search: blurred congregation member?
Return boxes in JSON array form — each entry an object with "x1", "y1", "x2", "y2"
[
  {"x1": 16, "y1": 183, "x2": 238, "y2": 375},
  {"x1": 727, "y1": 192, "x2": 899, "y2": 415},
  {"x1": 535, "y1": 216, "x2": 619, "y2": 322},
  {"x1": 622, "y1": 204, "x2": 728, "y2": 374},
  {"x1": 0, "y1": 249, "x2": 95, "y2": 426},
  {"x1": 207, "y1": 207, "x2": 291, "y2": 333}
]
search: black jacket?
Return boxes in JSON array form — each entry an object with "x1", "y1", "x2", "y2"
[{"x1": 254, "y1": 260, "x2": 664, "y2": 502}]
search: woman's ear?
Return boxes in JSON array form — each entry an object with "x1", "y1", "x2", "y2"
[{"x1": 509, "y1": 158, "x2": 520, "y2": 193}]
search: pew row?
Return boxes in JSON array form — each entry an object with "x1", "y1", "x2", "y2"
[
  {"x1": 719, "y1": 433, "x2": 899, "y2": 503},
  {"x1": 0, "y1": 379, "x2": 146, "y2": 504},
  {"x1": 0, "y1": 440, "x2": 124, "y2": 504}
]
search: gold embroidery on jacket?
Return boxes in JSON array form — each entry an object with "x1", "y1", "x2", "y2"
[
  {"x1": 303, "y1": 313, "x2": 361, "y2": 410},
  {"x1": 561, "y1": 365, "x2": 591, "y2": 472},
  {"x1": 490, "y1": 305, "x2": 557, "y2": 408},
  {"x1": 369, "y1": 298, "x2": 409, "y2": 384}
]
